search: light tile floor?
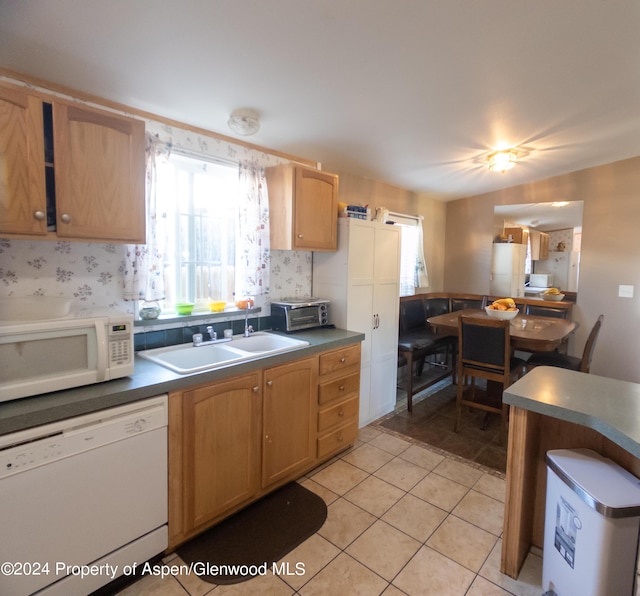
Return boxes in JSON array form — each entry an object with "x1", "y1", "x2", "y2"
[{"x1": 117, "y1": 425, "x2": 545, "y2": 595}]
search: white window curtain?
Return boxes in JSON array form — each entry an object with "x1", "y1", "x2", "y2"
[
  {"x1": 395, "y1": 213, "x2": 429, "y2": 296},
  {"x1": 235, "y1": 161, "x2": 270, "y2": 297},
  {"x1": 123, "y1": 134, "x2": 170, "y2": 301}
]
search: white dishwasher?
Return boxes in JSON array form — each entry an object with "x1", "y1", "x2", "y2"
[{"x1": 0, "y1": 395, "x2": 168, "y2": 596}]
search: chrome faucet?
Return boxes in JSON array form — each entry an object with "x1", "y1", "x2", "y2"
[{"x1": 192, "y1": 326, "x2": 231, "y2": 347}]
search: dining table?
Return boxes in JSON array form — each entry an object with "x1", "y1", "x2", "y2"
[{"x1": 426, "y1": 308, "x2": 577, "y2": 353}]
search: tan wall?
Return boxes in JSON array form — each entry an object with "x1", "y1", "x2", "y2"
[
  {"x1": 444, "y1": 156, "x2": 640, "y2": 382},
  {"x1": 330, "y1": 170, "x2": 447, "y2": 292}
]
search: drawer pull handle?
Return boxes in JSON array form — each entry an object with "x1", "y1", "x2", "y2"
[
  {"x1": 338, "y1": 409, "x2": 344, "y2": 416},
  {"x1": 340, "y1": 357, "x2": 346, "y2": 363},
  {"x1": 339, "y1": 385, "x2": 345, "y2": 391}
]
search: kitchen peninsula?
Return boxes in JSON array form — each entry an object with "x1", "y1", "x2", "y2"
[{"x1": 500, "y1": 366, "x2": 640, "y2": 578}]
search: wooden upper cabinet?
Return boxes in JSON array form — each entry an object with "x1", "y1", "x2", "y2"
[
  {"x1": 530, "y1": 229, "x2": 550, "y2": 261},
  {"x1": 0, "y1": 84, "x2": 47, "y2": 235},
  {"x1": 266, "y1": 163, "x2": 338, "y2": 251},
  {"x1": 53, "y1": 101, "x2": 146, "y2": 243},
  {"x1": 0, "y1": 80, "x2": 146, "y2": 243}
]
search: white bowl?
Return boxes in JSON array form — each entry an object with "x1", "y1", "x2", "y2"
[
  {"x1": 485, "y1": 307, "x2": 519, "y2": 320},
  {"x1": 542, "y1": 292, "x2": 565, "y2": 301}
]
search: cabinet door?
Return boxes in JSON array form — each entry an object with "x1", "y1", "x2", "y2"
[
  {"x1": 370, "y1": 225, "x2": 400, "y2": 422},
  {"x1": 181, "y1": 373, "x2": 262, "y2": 532},
  {"x1": 294, "y1": 167, "x2": 337, "y2": 251},
  {"x1": 540, "y1": 233, "x2": 550, "y2": 260},
  {"x1": 262, "y1": 357, "x2": 318, "y2": 488},
  {"x1": 370, "y1": 279, "x2": 399, "y2": 421},
  {"x1": 0, "y1": 84, "x2": 47, "y2": 235},
  {"x1": 53, "y1": 101, "x2": 146, "y2": 243},
  {"x1": 373, "y1": 224, "x2": 401, "y2": 284}
]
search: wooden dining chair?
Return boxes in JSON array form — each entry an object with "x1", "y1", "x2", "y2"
[
  {"x1": 455, "y1": 315, "x2": 526, "y2": 445},
  {"x1": 526, "y1": 314, "x2": 604, "y2": 373}
]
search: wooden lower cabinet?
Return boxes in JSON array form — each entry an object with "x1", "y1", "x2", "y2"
[
  {"x1": 262, "y1": 357, "x2": 318, "y2": 488},
  {"x1": 317, "y1": 344, "x2": 361, "y2": 459},
  {"x1": 168, "y1": 344, "x2": 361, "y2": 549},
  {"x1": 169, "y1": 372, "x2": 262, "y2": 547}
]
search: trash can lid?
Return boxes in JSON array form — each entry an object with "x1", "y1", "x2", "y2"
[{"x1": 546, "y1": 448, "x2": 640, "y2": 518}]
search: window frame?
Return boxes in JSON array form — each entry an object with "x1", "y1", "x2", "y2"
[{"x1": 156, "y1": 151, "x2": 239, "y2": 313}]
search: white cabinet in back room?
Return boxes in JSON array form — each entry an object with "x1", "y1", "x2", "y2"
[{"x1": 313, "y1": 219, "x2": 401, "y2": 427}]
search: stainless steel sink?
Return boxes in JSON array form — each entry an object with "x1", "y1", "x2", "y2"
[{"x1": 138, "y1": 332, "x2": 309, "y2": 374}]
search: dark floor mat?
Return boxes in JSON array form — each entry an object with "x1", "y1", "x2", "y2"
[{"x1": 176, "y1": 481, "x2": 327, "y2": 585}]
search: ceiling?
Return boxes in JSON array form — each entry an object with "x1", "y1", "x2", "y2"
[
  {"x1": 494, "y1": 201, "x2": 583, "y2": 232},
  {"x1": 1, "y1": 0, "x2": 638, "y2": 201}
]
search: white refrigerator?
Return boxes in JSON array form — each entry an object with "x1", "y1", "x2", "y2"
[{"x1": 490, "y1": 243, "x2": 526, "y2": 297}]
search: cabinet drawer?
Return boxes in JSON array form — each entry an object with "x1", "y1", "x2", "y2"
[
  {"x1": 318, "y1": 395, "x2": 359, "y2": 433},
  {"x1": 317, "y1": 421, "x2": 359, "y2": 459},
  {"x1": 318, "y1": 372, "x2": 359, "y2": 405},
  {"x1": 319, "y1": 344, "x2": 361, "y2": 376}
]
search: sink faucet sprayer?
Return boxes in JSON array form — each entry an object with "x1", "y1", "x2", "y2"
[
  {"x1": 244, "y1": 299, "x2": 254, "y2": 337},
  {"x1": 244, "y1": 310, "x2": 254, "y2": 337}
]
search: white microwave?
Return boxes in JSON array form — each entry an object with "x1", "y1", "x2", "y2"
[
  {"x1": 529, "y1": 273, "x2": 554, "y2": 288},
  {"x1": 0, "y1": 312, "x2": 134, "y2": 402}
]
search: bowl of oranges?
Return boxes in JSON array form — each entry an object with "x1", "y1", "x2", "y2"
[{"x1": 485, "y1": 297, "x2": 519, "y2": 320}]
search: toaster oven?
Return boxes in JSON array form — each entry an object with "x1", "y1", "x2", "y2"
[{"x1": 271, "y1": 298, "x2": 330, "y2": 332}]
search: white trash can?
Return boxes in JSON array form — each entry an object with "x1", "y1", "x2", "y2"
[{"x1": 542, "y1": 448, "x2": 640, "y2": 596}]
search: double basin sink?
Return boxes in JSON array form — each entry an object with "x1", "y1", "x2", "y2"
[{"x1": 138, "y1": 331, "x2": 310, "y2": 374}]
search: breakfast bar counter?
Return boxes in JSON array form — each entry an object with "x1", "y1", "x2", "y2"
[{"x1": 500, "y1": 366, "x2": 640, "y2": 578}]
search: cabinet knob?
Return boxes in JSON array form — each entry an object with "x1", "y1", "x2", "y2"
[
  {"x1": 34, "y1": 210, "x2": 46, "y2": 221},
  {"x1": 297, "y1": 233, "x2": 304, "y2": 239},
  {"x1": 340, "y1": 357, "x2": 346, "y2": 363},
  {"x1": 338, "y1": 409, "x2": 344, "y2": 416},
  {"x1": 338, "y1": 434, "x2": 344, "y2": 442},
  {"x1": 252, "y1": 386, "x2": 259, "y2": 393},
  {"x1": 60, "y1": 213, "x2": 71, "y2": 224},
  {"x1": 339, "y1": 385, "x2": 345, "y2": 391},
  {"x1": 266, "y1": 380, "x2": 273, "y2": 387}
]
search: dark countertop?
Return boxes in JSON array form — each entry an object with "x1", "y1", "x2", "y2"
[
  {"x1": 0, "y1": 328, "x2": 364, "y2": 436},
  {"x1": 504, "y1": 366, "x2": 640, "y2": 458}
]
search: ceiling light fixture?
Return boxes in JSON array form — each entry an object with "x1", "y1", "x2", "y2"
[
  {"x1": 487, "y1": 149, "x2": 518, "y2": 173},
  {"x1": 227, "y1": 108, "x2": 260, "y2": 136}
]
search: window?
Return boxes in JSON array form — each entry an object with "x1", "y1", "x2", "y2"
[
  {"x1": 398, "y1": 223, "x2": 420, "y2": 296},
  {"x1": 156, "y1": 153, "x2": 239, "y2": 310},
  {"x1": 393, "y1": 213, "x2": 428, "y2": 297}
]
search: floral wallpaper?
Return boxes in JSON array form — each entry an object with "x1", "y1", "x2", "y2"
[
  {"x1": 0, "y1": 78, "x2": 314, "y2": 321},
  {"x1": 0, "y1": 239, "x2": 129, "y2": 311},
  {"x1": 0, "y1": 240, "x2": 312, "y2": 318}
]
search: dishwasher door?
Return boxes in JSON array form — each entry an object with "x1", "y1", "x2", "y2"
[{"x1": 0, "y1": 396, "x2": 168, "y2": 596}]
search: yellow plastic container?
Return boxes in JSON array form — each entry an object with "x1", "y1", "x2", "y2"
[{"x1": 209, "y1": 301, "x2": 226, "y2": 312}]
